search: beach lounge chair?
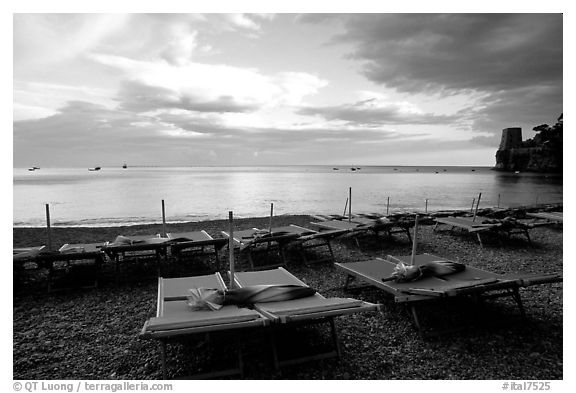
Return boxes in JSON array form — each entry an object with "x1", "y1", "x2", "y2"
[
  {"x1": 526, "y1": 211, "x2": 563, "y2": 224},
  {"x1": 283, "y1": 224, "x2": 349, "y2": 264},
  {"x1": 44, "y1": 242, "x2": 106, "y2": 292},
  {"x1": 14, "y1": 243, "x2": 105, "y2": 292},
  {"x1": 167, "y1": 231, "x2": 227, "y2": 270},
  {"x1": 335, "y1": 253, "x2": 562, "y2": 337},
  {"x1": 434, "y1": 216, "x2": 532, "y2": 247},
  {"x1": 311, "y1": 215, "x2": 412, "y2": 247},
  {"x1": 221, "y1": 227, "x2": 302, "y2": 270},
  {"x1": 13, "y1": 246, "x2": 48, "y2": 290},
  {"x1": 140, "y1": 273, "x2": 269, "y2": 379},
  {"x1": 230, "y1": 267, "x2": 380, "y2": 369},
  {"x1": 101, "y1": 235, "x2": 171, "y2": 283}
]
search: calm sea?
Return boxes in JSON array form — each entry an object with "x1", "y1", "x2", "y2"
[{"x1": 13, "y1": 166, "x2": 563, "y2": 227}]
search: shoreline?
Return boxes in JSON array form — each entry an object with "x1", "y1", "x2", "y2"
[{"x1": 13, "y1": 203, "x2": 562, "y2": 247}]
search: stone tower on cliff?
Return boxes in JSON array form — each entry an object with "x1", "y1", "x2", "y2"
[{"x1": 498, "y1": 127, "x2": 523, "y2": 150}]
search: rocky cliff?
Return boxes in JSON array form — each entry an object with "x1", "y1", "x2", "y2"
[{"x1": 494, "y1": 115, "x2": 563, "y2": 173}]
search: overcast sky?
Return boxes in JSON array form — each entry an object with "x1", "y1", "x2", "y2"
[{"x1": 13, "y1": 13, "x2": 563, "y2": 167}]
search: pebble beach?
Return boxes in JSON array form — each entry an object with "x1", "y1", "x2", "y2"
[{"x1": 13, "y1": 213, "x2": 563, "y2": 380}]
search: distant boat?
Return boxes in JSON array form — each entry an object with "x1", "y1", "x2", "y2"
[
  {"x1": 28, "y1": 166, "x2": 40, "y2": 171},
  {"x1": 122, "y1": 163, "x2": 128, "y2": 169},
  {"x1": 88, "y1": 166, "x2": 101, "y2": 171},
  {"x1": 332, "y1": 168, "x2": 339, "y2": 170},
  {"x1": 350, "y1": 168, "x2": 357, "y2": 171}
]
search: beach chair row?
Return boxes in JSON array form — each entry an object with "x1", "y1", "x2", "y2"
[{"x1": 13, "y1": 224, "x2": 356, "y2": 292}]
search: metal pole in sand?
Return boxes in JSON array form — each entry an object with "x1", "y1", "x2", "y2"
[
  {"x1": 269, "y1": 203, "x2": 274, "y2": 233},
  {"x1": 386, "y1": 197, "x2": 390, "y2": 215},
  {"x1": 228, "y1": 211, "x2": 235, "y2": 289},
  {"x1": 473, "y1": 193, "x2": 482, "y2": 222},
  {"x1": 348, "y1": 187, "x2": 352, "y2": 222},
  {"x1": 342, "y1": 198, "x2": 348, "y2": 217},
  {"x1": 497, "y1": 194, "x2": 501, "y2": 209},
  {"x1": 45, "y1": 204, "x2": 52, "y2": 251},
  {"x1": 425, "y1": 199, "x2": 428, "y2": 214},
  {"x1": 470, "y1": 198, "x2": 476, "y2": 213},
  {"x1": 410, "y1": 215, "x2": 419, "y2": 266},
  {"x1": 161, "y1": 199, "x2": 167, "y2": 238}
]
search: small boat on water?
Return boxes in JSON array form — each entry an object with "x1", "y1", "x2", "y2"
[
  {"x1": 28, "y1": 166, "x2": 40, "y2": 171},
  {"x1": 122, "y1": 163, "x2": 127, "y2": 169},
  {"x1": 88, "y1": 166, "x2": 102, "y2": 171}
]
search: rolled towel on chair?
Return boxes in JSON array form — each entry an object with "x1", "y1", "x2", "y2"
[
  {"x1": 382, "y1": 260, "x2": 466, "y2": 283},
  {"x1": 187, "y1": 284, "x2": 317, "y2": 311}
]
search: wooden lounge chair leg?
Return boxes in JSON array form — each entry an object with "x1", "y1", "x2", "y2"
[
  {"x1": 299, "y1": 243, "x2": 309, "y2": 265},
  {"x1": 512, "y1": 288, "x2": 526, "y2": 318},
  {"x1": 160, "y1": 340, "x2": 168, "y2": 380},
  {"x1": 329, "y1": 317, "x2": 342, "y2": 359},
  {"x1": 213, "y1": 246, "x2": 220, "y2": 271},
  {"x1": 268, "y1": 329, "x2": 280, "y2": 372},
  {"x1": 326, "y1": 240, "x2": 335, "y2": 263},
  {"x1": 525, "y1": 230, "x2": 533, "y2": 247},
  {"x1": 344, "y1": 274, "x2": 355, "y2": 290},
  {"x1": 156, "y1": 250, "x2": 162, "y2": 277},
  {"x1": 279, "y1": 244, "x2": 288, "y2": 266},
  {"x1": 115, "y1": 255, "x2": 120, "y2": 287},
  {"x1": 405, "y1": 228, "x2": 412, "y2": 243},
  {"x1": 409, "y1": 305, "x2": 425, "y2": 338},
  {"x1": 247, "y1": 250, "x2": 255, "y2": 271},
  {"x1": 476, "y1": 233, "x2": 484, "y2": 248}
]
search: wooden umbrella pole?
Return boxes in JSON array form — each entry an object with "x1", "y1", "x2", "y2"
[
  {"x1": 161, "y1": 199, "x2": 167, "y2": 237},
  {"x1": 348, "y1": 187, "x2": 352, "y2": 222},
  {"x1": 473, "y1": 192, "x2": 482, "y2": 222},
  {"x1": 342, "y1": 198, "x2": 348, "y2": 217},
  {"x1": 229, "y1": 211, "x2": 235, "y2": 289},
  {"x1": 269, "y1": 203, "x2": 274, "y2": 233},
  {"x1": 45, "y1": 204, "x2": 52, "y2": 251},
  {"x1": 470, "y1": 198, "x2": 476, "y2": 213},
  {"x1": 410, "y1": 215, "x2": 419, "y2": 266},
  {"x1": 425, "y1": 199, "x2": 428, "y2": 213},
  {"x1": 497, "y1": 194, "x2": 501, "y2": 209},
  {"x1": 386, "y1": 197, "x2": 390, "y2": 215}
]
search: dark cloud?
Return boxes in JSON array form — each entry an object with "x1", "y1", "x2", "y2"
[
  {"x1": 117, "y1": 80, "x2": 260, "y2": 114},
  {"x1": 459, "y1": 84, "x2": 563, "y2": 138},
  {"x1": 302, "y1": 14, "x2": 562, "y2": 144},
  {"x1": 14, "y1": 99, "x2": 431, "y2": 167},
  {"x1": 297, "y1": 98, "x2": 458, "y2": 126},
  {"x1": 325, "y1": 14, "x2": 562, "y2": 94}
]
